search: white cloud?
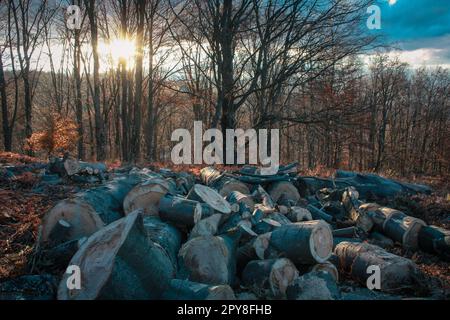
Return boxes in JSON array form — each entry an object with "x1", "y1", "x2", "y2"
[{"x1": 362, "y1": 48, "x2": 450, "y2": 69}]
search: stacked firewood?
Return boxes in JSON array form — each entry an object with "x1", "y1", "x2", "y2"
[{"x1": 2, "y1": 164, "x2": 448, "y2": 300}]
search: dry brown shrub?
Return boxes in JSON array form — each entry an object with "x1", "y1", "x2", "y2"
[{"x1": 26, "y1": 113, "x2": 79, "y2": 156}]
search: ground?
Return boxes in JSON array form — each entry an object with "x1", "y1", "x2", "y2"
[{"x1": 0, "y1": 152, "x2": 449, "y2": 298}]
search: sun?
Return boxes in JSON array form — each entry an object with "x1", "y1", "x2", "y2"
[
  {"x1": 110, "y1": 39, "x2": 136, "y2": 62},
  {"x1": 388, "y1": 0, "x2": 397, "y2": 5},
  {"x1": 98, "y1": 38, "x2": 136, "y2": 66}
]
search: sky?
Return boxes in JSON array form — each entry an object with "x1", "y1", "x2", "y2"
[
  {"x1": 369, "y1": 0, "x2": 450, "y2": 68},
  {"x1": 7, "y1": 0, "x2": 450, "y2": 72}
]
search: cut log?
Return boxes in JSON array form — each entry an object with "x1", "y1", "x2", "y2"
[
  {"x1": 267, "y1": 212, "x2": 292, "y2": 225},
  {"x1": 277, "y1": 204, "x2": 289, "y2": 215},
  {"x1": 178, "y1": 230, "x2": 241, "y2": 286},
  {"x1": 47, "y1": 156, "x2": 69, "y2": 177},
  {"x1": 322, "y1": 201, "x2": 347, "y2": 220},
  {"x1": 299, "y1": 170, "x2": 432, "y2": 200},
  {"x1": 369, "y1": 231, "x2": 394, "y2": 249},
  {"x1": 218, "y1": 212, "x2": 246, "y2": 234},
  {"x1": 342, "y1": 187, "x2": 374, "y2": 232},
  {"x1": 198, "y1": 202, "x2": 216, "y2": 219},
  {"x1": 175, "y1": 172, "x2": 196, "y2": 195},
  {"x1": 418, "y1": 226, "x2": 450, "y2": 261},
  {"x1": 236, "y1": 240, "x2": 257, "y2": 275},
  {"x1": 123, "y1": 177, "x2": 177, "y2": 216},
  {"x1": 200, "y1": 167, "x2": 250, "y2": 197},
  {"x1": 199, "y1": 166, "x2": 223, "y2": 186},
  {"x1": 315, "y1": 188, "x2": 346, "y2": 202},
  {"x1": 286, "y1": 271, "x2": 339, "y2": 300},
  {"x1": 159, "y1": 195, "x2": 202, "y2": 228},
  {"x1": 381, "y1": 209, "x2": 426, "y2": 250},
  {"x1": 335, "y1": 170, "x2": 432, "y2": 195},
  {"x1": 75, "y1": 161, "x2": 107, "y2": 176},
  {"x1": 332, "y1": 227, "x2": 358, "y2": 238},
  {"x1": 211, "y1": 176, "x2": 250, "y2": 197},
  {"x1": 237, "y1": 162, "x2": 298, "y2": 176},
  {"x1": 362, "y1": 204, "x2": 426, "y2": 250},
  {"x1": 41, "y1": 173, "x2": 151, "y2": 245},
  {"x1": 334, "y1": 242, "x2": 423, "y2": 292},
  {"x1": 57, "y1": 211, "x2": 174, "y2": 300},
  {"x1": 269, "y1": 221, "x2": 333, "y2": 265},
  {"x1": 187, "y1": 184, "x2": 231, "y2": 214},
  {"x1": 47, "y1": 219, "x2": 72, "y2": 247},
  {"x1": 268, "y1": 181, "x2": 300, "y2": 205},
  {"x1": 236, "y1": 233, "x2": 279, "y2": 275},
  {"x1": 253, "y1": 218, "x2": 283, "y2": 235},
  {"x1": 49, "y1": 156, "x2": 107, "y2": 177},
  {"x1": 253, "y1": 233, "x2": 278, "y2": 260},
  {"x1": 310, "y1": 261, "x2": 339, "y2": 282},
  {"x1": 306, "y1": 204, "x2": 333, "y2": 223},
  {"x1": 242, "y1": 258, "x2": 299, "y2": 299},
  {"x1": 285, "y1": 207, "x2": 312, "y2": 223},
  {"x1": 162, "y1": 279, "x2": 236, "y2": 300},
  {"x1": 39, "y1": 237, "x2": 86, "y2": 271},
  {"x1": 333, "y1": 237, "x2": 362, "y2": 249},
  {"x1": 226, "y1": 191, "x2": 255, "y2": 213},
  {"x1": 190, "y1": 214, "x2": 223, "y2": 238},
  {"x1": 253, "y1": 185, "x2": 276, "y2": 209},
  {"x1": 250, "y1": 208, "x2": 265, "y2": 226},
  {"x1": 142, "y1": 216, "x2": 182, "y2": 269},
  {"x1": 253, "y1": 211, "x2": 291, "y2": 235},
  {"x1": 236, "y1": 292, "x2": 258, "y2": 300}
]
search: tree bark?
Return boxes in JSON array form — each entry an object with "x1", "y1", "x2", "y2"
[
  {"x1": 73, "y1": 14, "x2": 84, "y2": 160},
  {"x1": 0, "y1": 51, "x2": 12, "y2": 151},
  {"x1": 85, "y1": 0, "x2": 106, "y2": 161},
  {"x1": 131, "y1": 0, "x2": 146, "y2": 162}
]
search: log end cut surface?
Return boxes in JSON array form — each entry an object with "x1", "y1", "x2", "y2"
[
  {"x1": 41, "y1": 199, "x2": 104, "y2": 244},
  {"x1": 310, "y1": 221, "x2": 334, "y2": 263},
  {"x1": 123, "y1": 180, "x2": 172, "y2": 216},
  {"x1": 191, "y1": 184, "x2": 232, "y2": 214}
]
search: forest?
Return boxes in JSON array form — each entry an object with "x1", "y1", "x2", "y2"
[
  {"x1": 0, "y1": 0, "x2": 449, "y2": 302},
  {"x1": 0, "y1": 0, "x2": 447, "y2": 174}
]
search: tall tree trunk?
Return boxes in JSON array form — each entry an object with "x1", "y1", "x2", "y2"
[
  {"x1": 74, "y1": 22, "x2": 84, "y2": 160},
  {"x1": 120, "y1": 62, "x2": 129, "y2": 161},
  {"x1": 118, "y1": 0, "x2": 129, "y2": 162},
  {"x1": 0, "y1": 51, "x2": 12, "y2": 151},
  {"x1": 85, "y1": 0, "x2": 106, "y2": 161},
  {"x1": 23, "y1": 70, "x2": 32, "y2": 143},
  {"x1": 220, "y1": 0, "x2": 236, "y2": 164},
  {"x1": 146, "y1": 16, "x2": 155, "y2": 161},
  {"x1": 131, "y1": 0, "x2": 145, "y2": 163}
]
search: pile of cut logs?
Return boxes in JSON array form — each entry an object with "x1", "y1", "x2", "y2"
[
  {"x1": 2, "y1": 163, "x2": 449, "y2": 300},
  {"x1": 0, "y1": 154, "x2": 108, "y2": 187}
]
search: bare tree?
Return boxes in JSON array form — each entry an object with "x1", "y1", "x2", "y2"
[{"x1": 84, "y1": 0, "x2": 106, "y2": 160}]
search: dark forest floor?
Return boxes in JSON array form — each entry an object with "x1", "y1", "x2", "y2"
[{"x1": 0, "y1": 152, "x2": 449, "y2": 298}]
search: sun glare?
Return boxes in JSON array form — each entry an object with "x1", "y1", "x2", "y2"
[
  {"x1": 388, "y1": 0, "x2": 397, "y2": 5},
  {"x1": 98, "y1": 38, "x2": 136, "y2": 67}
]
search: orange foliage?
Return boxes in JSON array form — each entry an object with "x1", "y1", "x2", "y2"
[{"x1": 26, "y1": 113, "x2": 79, "y2": 156}]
